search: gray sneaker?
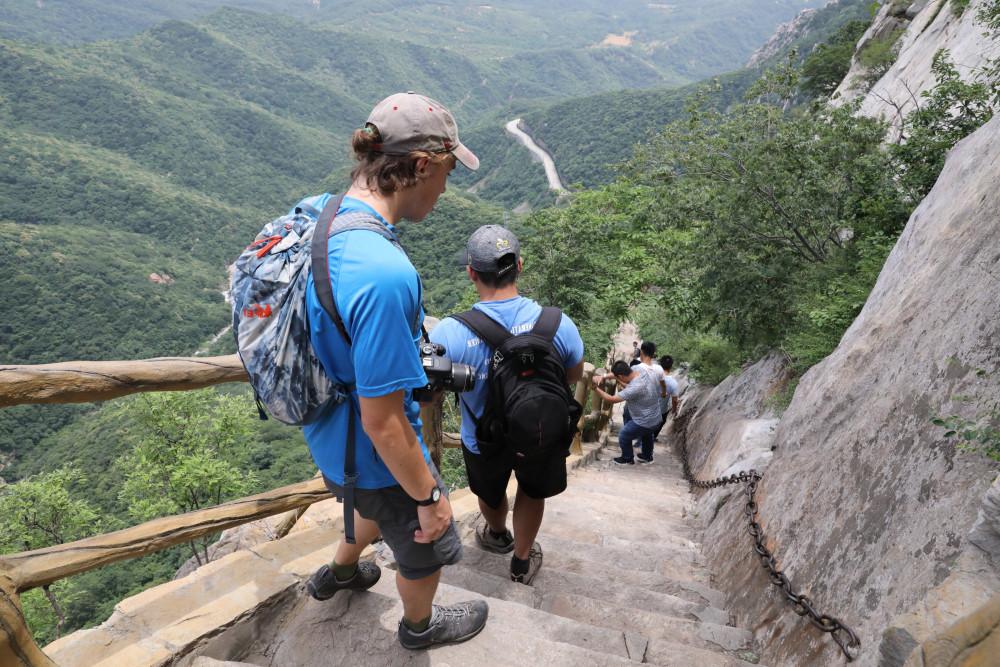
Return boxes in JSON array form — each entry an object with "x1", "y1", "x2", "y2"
[
  {"x1": 397, "y1": 600, "x2": 489, "y2": 649},
  {"x1": 306, "y1": 561, "x2": 381, "y2": 601},
  {"x1": 475, "y1": 523, "x2": 514, "y2": 554},
  {"x1": 510, "y1": 543, "x2": 543, "y2": 585}
]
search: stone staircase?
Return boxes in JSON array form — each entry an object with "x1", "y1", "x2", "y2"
[
  {"x1": 46, "y1": 433, "x2": 764, "y2": 667},
  {"x1": 220, "y1": 443, "x2": 763, "y2": 667}
]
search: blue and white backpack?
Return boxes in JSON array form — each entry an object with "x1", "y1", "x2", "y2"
[
  {"x1": 230, "y1": 194, "x2": 405, "y2": 425},
  {"x1": 231, "y1": 193, "x2": 419, "y2": 544}
]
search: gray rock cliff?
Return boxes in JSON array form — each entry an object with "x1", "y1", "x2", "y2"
[
  {"x1": 685, "y1": 113, "x2": 1000, "y2": 666},
  {"x1": 833, "y1": 0, "x2": 1000, "y2": 135}
]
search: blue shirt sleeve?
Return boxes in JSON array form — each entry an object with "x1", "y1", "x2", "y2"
[
  {"x1": 428, "y1": 318, "x2": 465, "y2": 367},
  {"x1": 553, "y1": 314, "x2": 585, "y2": 369},
  {"x1": 340, "y1": 236, "x2": 426, "y2": 398}
]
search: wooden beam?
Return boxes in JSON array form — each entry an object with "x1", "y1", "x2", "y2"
[
  {"x1": 1, "y1": 478, "x2": 332, "y2": 593},
  {"x1": 0, "y1": 356, "x2": 248, "y2": 408},
  {"x1": 0, "y1": 573, "x2": 56, "y2": 667}
]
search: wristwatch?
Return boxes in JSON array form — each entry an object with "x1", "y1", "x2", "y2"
[{"x1": 416, "y1": 486, "x2": 442, "y2": 506}]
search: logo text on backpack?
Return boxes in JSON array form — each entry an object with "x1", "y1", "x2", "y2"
[{"x1": 243, "y1": 304, "x2": 273, "y2": 319}]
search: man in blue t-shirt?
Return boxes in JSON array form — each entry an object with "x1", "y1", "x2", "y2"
[
  {"x1": 431, "y1": 225, "x2": 584, "y2": 585},
  {"x1": 299, "y1": 92, "x2": 488, "y2": 651}
]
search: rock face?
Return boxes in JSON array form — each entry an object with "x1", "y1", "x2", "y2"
[
  {"x1": 746, "y1": 4, "x2": 822, "y2": 68},
  {"x1": 676, "y1": 352, "x2": 791, "y2": 481},
  {"x1": 833, "y1": 0, "x2": 1000, "y2": 134},
  {"x1": 685, "y1": 114, "x2": 1000, "y2": 666}
]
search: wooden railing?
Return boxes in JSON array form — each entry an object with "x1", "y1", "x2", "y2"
[{"x1": 0, "y1": 354, "x2": 617, "y2": 666}]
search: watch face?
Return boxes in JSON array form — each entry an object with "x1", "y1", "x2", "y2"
[{"x1": 431, "y1": 487, "x2": 441, "y2": 503}]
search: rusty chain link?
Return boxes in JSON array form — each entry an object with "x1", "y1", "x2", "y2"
[{"x1": 677, "y1": 443, "x2": 861, "y2": 662}]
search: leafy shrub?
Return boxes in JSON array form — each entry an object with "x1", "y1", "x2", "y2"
[
  {"x1": 933, "y1": 367, "x2": 1000, "y2": 462},
  {"x1": 892, "y1": 51, "x2": 994, "y2": 200}
]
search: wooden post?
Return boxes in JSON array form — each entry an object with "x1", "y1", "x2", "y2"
[
  {"x1": 421, "y1": 401, "x2": 444, "y2": 471},
  {"x1": 597, "y1": 375, "x2": 617, "y2": 432},
  {"x1": 0, "y1": 572, "x2": 56, "y2": 667},
  {"x1": 571, "y1": 363, "x2": 595, "y2": 455}
]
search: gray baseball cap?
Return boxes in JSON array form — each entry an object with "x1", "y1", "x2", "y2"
[
  {"x1": 367, "y1": 91, "x2": 479, "y2": 170},
  {"x1": 467, "y1": 225, "x2": 520, "y2": 273}
]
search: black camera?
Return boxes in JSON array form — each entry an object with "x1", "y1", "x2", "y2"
[{"x1": 412, "y1": 342, "x2": 476, "y2": 402}]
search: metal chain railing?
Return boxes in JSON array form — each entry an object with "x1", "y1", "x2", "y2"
[{"x1": 677, "y1": 442, "x2": 861, "y2": 662}]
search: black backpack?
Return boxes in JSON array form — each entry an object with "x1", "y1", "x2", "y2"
[{"x1": 451, "y1": 307, "x2": 583, "y2": 464}]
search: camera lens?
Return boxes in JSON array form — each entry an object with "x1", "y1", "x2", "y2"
[{"x1": 450, "y1": 363, "x2": 476, "y2": 392}]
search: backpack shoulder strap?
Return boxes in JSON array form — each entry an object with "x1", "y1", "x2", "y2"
[
  {"x1": 311, "y1": 194, "x2": 349, "y2": 344},
  {"x1": 311, "y1": 200, "x2": 417, "y2": 346},
  {"x1": 328, "y1": 211, "x2": 402, "y2": 250},
  {"x1": 451, "y1": 309, "x2": 512, "y2": 350},
  {"x1": 530, "y1": 307, "x2": 562, "y2": 342}
]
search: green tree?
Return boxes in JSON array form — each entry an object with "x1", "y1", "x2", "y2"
[
  {"x1": 116, "y1": 389, "x2": 258, "y2": 567},
  {"x1": 0, "y1": 467, "x2": 103, "y2": 642},
  {"x1": 799, "y1": 19, "x2": 870, "y2": 98},
  {"x1": 892, "y1": 50, "x2": 995, "y2": 200},
  {"x1": 625, "y1": 63, "x2": 907, "y2": 355}
]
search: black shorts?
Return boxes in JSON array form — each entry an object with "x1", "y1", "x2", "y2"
[
  {"x1": 462, "y1": 442, "x2": 569, "y2": 510},
  {"x1": 322, "y1": 462, "x2": 462, "y2": 580}
]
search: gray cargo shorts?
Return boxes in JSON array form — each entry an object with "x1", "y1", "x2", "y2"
[{"x1": 322, "y1": 462, "x2": 463, "y2": 580}]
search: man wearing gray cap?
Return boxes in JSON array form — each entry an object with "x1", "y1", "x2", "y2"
[
  {"x1": 430, "y1": 225, "x2": 585, "y2": 585},
  {"x1": 295, "y1": 92, "x2": 486, "y2": 650}
]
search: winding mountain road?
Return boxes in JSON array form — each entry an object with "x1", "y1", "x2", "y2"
[{"x1": 505, "y1": 118, "x2": 567, "y2": 193}]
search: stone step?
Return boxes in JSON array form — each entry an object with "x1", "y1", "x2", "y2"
[
  {"x1": 458, "y1": 543, "x2": 726, "y2": 609},
  {"x1": 539, "y1": 591, "x2": 752, "y2": 655},
  {"x1": 572, "y1": 456, "x2": 688, "y2": 483},
  {"x1": 540, "y1": 502, "x2": 700, "y2": 551},
  {"x1": 566, "y1": 474, "x2": 693, "y2": 502},
  {"x1": 552, "y1": 485, "x2": 695, "y2": 518},
  {"x1": 440, "y1": 563, "x2": 538, "y2": 607},
  {"x1": 540, "y1": 508, "x2": 702, "y2": 552},
  {"x1": 443, "y1": 560, "x2": 731, "y2": 627},
  {"x1": 644, "y1": 640, "x2": 765, "y2": 667},
  {"x1": 522, "y1": 532, "x2": 711, "y2": 583},
  {"x1": 545, "y1": 494, "x2": 698, "y2": 539},
  {"x1": 569, "y1": 467, "x2": 694, "y2": 496},
  {"x1": 230, "y1": 578, "x2": 646, "y2": 666}
]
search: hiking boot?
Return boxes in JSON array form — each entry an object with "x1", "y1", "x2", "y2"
[
  {"x1": 613, "y1": 456, "x2": 635, "y2": 465},
  {"x1": 511, "y1": 543, "x2": 543, "y2": 585},
  {"x1": 475, "y1": 523, "x2": 515, "y2": 554},
  {"x1": 397, "y1": 600, "x2": 489, "y2": 649},
  {"x1": 636, "y1": 455, "x2": 653, "y2": 464},
  {"x1": 306, "y1": 561, "x2": 381, "y2": 601}
]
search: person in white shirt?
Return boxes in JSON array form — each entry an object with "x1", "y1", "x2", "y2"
[{"x1": 652, "y1": 355, "x2": 680, "y2": 440}]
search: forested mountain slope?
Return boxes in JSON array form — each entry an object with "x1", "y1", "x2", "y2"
[{"x1": 457, "y1": 0, "x2": 872, "y2": 204}]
